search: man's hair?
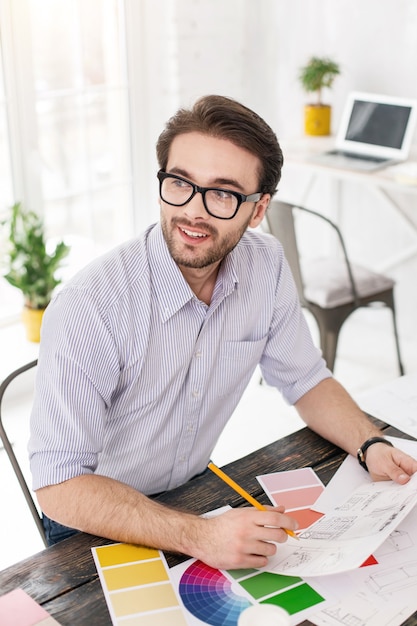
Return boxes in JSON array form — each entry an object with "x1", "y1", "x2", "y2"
[{"x1": 156, "y1": 95, "x2": 283, "y2": 196}]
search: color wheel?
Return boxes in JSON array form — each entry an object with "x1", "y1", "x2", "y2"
[{"x1": 179, "y1": 560, "x2": 252, "y2": 625}]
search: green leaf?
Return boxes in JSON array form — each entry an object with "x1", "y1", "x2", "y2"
[{"x1": 1, "y1": 202, "x2": 70, "y2": 309}]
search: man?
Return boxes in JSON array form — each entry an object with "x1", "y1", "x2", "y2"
[{"x1": 29, "y1": 95, "x2": 417, "y2": 570}]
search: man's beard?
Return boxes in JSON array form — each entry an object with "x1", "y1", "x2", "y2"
[{"x1": 161, "y1": 213, "x2": 253, "y2": 269}]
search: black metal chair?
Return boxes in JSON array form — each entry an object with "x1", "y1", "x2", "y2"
[
  {"x1": 0, "y1": 359, "x2": 47, "y2": 546},
  {"x1": 264, "y1": 200, "x2": 404, "y2": 375}
]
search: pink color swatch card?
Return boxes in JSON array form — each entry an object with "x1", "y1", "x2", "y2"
[
  {"x1": 257, "y1": 467, "x2": 379, "y2": 569},
  {"x1": 257, "y1": 467, "x2": 325, "y2": 532},
  {"x1": 0, "y1": 588, "x2": 61, "y2": 626}
]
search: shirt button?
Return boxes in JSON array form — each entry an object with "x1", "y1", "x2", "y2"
[
  {"x1": 195, "y1": 351, "x2": 202, "y2": 358},
  {"x1": 192, "y1": 390, "x2": 200, "y2": 398}
]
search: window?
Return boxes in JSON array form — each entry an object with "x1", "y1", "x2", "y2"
[{"x1": 0, "y1": 0, "x2": 134, "y2": 322}]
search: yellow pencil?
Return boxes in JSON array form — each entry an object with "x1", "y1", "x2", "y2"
[{"x1": 208, "y1": 462, "x2": 298, "y2": 539}]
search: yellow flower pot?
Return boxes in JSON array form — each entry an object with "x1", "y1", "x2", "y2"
[
  {"x1": 22, "y1": 306, "x2": 45, "y2": 343},
  {"x1": 304, "y1": 104, "x2": 331, "y2": 136}
]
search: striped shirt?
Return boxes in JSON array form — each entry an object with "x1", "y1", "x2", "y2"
[{"x1": 29, "y1": 223, "x2": 330, "y2": 494}]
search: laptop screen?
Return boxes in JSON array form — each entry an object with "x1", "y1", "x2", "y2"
[
  {"x1": 336, "y1": 92, "x2": 417, "y2": 161},
  {"x1": 346, "y1": 100, "x2": 413, "y2": 149}
]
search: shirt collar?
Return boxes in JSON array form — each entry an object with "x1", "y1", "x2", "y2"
[{"x1": 147, "y1": 223, "x2": 239, "y2": 321}]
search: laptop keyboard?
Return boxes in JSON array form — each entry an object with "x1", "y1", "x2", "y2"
[
  {"x1": 312, "y1": 149, "x2": 396, "y2": 172},
  {"x1": 328, "y1": 150, "x2": 388, "y2": 164}
]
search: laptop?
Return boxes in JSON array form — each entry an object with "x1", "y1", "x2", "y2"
[{"x1": 314, "y1": 91, "x2": 417, "y2": 172}]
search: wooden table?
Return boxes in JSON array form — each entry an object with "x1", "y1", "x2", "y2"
[{"x1": 1, "y1": 420, "x2": 416, "y2": 625}]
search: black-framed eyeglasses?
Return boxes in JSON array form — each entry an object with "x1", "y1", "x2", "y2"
[{"x1": 157, "y1": 170, "x2": 262, "y2": 220}]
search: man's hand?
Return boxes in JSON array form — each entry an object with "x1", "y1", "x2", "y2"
[
  {"x1": 190, "y1": 506, "x2": 298, "y2": 570},
  {"x1": 366, "y1": 443, "x2": 417, "y2": 484},
  {"x1": 295, "y1": 378, "x2": 417, "y2": 487}
]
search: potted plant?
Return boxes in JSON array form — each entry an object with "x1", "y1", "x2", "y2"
[
  {"x1": 299, "y1": 56, "x2": 340, "y2": 136},
  {"x1": 1, "y1": 201, "x2": 70, "y2": 342}
]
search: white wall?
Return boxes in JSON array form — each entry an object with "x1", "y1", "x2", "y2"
[
  {"x1": 141, "y1": 0, "x2": 417, "y2": 139},
  {"x1": 129, "y1": 0, "x2": 417, "y2": 343}
]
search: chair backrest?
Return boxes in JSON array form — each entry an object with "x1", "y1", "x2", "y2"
[
  {"x1": 263, "y1": 200, "x2": 307, "y2": 304},
  {"x1": 0, "y1": 359, "x2": 47, "y2": 546},
  {"x1": 264, "y1": 200, "x2": 359, "y2": 305}
]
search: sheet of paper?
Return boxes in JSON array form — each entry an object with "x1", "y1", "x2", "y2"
[
  {"x1": 309, "y1": 590, "x2": 412, "y2": 626},
  {"x1": 308, "y1": 504, "x2": 417, "y2": 626},
  {"x1": 260, "y1": 471, "x2": 417, "y2": 577},
  {"x1": 356, "y1": 373, "x2": 417, "y2": 439}
]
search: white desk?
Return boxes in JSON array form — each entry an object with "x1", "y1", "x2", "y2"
[
  {"x1": 280, "y1": 136, "x2": 417, "y2": 274},
  {"x1": 280, "y1": 136, "x2": 417, "y2": 191}
]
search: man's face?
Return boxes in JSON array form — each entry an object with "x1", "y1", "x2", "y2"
[{"x1": 160, "y1": 132, "x2": 270, "y2": 270}]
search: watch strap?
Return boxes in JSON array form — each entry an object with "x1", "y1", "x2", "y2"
[{"x1": 357, "y1": 437, "x2": 393, "y2": 472}]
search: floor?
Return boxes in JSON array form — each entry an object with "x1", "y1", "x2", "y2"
[{"x1": 1, "y1": 307, "x2": 416, "y2": 571}]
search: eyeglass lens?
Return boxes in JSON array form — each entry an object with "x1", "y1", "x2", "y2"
[{"x1": 160, "y1": 176, "x2": 238, "y2": 218}]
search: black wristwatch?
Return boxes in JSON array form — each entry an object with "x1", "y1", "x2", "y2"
[{"x1": 357, "y1": 437, "x2": 393, "y2": 472}]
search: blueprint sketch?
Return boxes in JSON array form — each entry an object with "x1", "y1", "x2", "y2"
[
  {"x1": 261, "y1": 472, "x2": 417, "y2": 577},
  {"x1": 306, "y1": 439, "x2": 417, "y2": 626},
  {"x1": 309, "y1": 590, "x2": 412, "y2": 626},
  {"x1": 308, "y1": 505, "x2": 417, "y2": 626}
]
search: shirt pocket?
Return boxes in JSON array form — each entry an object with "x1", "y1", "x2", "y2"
[{"x1": 216, "y1": 336, "x2": 268, "y2": 397}]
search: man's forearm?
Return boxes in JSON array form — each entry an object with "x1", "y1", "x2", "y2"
[
  {"x1": 36, "y1": 473, "x2": 300, "y2": 570},
  {"x1": 36, "y1": 474, "x2": 201, "y2": 554},
  {"x1": 295, "y1": 377, "x2": 417, "y2": 484}
]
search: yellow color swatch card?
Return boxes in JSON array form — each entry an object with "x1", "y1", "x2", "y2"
[{"x1": 92, "y1": 543, "x2": 188, "y2": 625}]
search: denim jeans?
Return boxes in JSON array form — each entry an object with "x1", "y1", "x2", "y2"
[{"x1": 42, "y1": 514, "x2": 80, "y2": 546}]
